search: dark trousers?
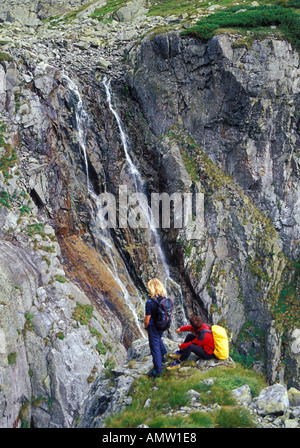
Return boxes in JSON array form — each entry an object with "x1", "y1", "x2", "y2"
[
  {"x1": 179, "y1": 334, "x2": 215, "y2": 362},
  {"x1": 147, "y1": 325, "x2": 167, "y2": 375}
]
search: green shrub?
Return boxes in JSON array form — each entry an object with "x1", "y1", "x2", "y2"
[
  {"x1": 285, "y1": 0, "x2": 300, "y2": 7},
  {"x1": 182, "y1": 5, "x2": 300, "y2": 50},
  {"x1": 23, "y1": 312, "x2": 35, "y2": 335},
  {"x1": 0, "y1": 51, "x2": 13, "y2": 62},
  {"x1": 56, "y1": 332, "x2": 65, "y2": 340},
  {"x1": 8, "y1": 352, "x2": 17, "y2": 365},
  {"x1": 96, "y1": 340, "x2": 107, "y2": 355},
  {"x1": 19, "y1": 205, "x2": 31, "y2": 216},
  {"x1": 0, "y1": 190, "x2": 12, "y2": 208},
  {"x1": 55, "y1": 275, "x2": 67, "y2": 283},
  {"x1": 73, "y1": 302, "x2": 94, "y2": 325}
]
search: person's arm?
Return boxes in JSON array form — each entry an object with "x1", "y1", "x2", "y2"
[
  {"x1": 144, "y1": 315, "x2": 151, "y2": 330},
  {"x1": 178, "y1": 325, "x2": 193, "y2": 333},
  {"x1": 178, "y1": 325, "x2": 196, "y2": 350},
  {"x1": 144, "y1": 299, "x2": 153, "y2": 330},
  {"x1": 179, "y1": 337, "x2": 197, "y2": 350}
]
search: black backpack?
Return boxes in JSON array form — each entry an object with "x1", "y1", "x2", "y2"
[{"x1": 152, "y1": 296, "x2": 173, "y2": 331}]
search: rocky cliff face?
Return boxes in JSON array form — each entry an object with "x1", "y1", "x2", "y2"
[
  {"x1": 0, "y1": 0, "x2": 299, "y2": 428},
  {"x1": 126, "y1": 32, "x2": 300, "y2": 260},
  {"x1": 0, "y1": 0, "x2": 93, "y2": 25},
  {"x1": 125, "y1": 29, "x2": 300, "y2": 386}
]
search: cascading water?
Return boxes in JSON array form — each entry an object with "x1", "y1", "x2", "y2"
[
  {"x1": 103, "y1": 77, "x2": 188, "y2": 332},
  {"x1": 97, "y1": 232, "x2": 145, "y2": 337},
  {"x1": 62, "y1": 73, "x2": 145, "y2": 337},
  {"x1": 103, "y1": 77, "x2": 170, "y2": 279},
  {"x1": 62, "y1": 74, "x2": 92, "y2": 196}
]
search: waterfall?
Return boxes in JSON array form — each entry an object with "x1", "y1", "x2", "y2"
[
  {"x1": 103, "y1": 77, "x2": 188, "y2": 329},
  {"x1": 103, "y1": 77, "x2": 170, "y2": 280},
  {"x1": 62, "y1": 73, "x2": 145, "y2": 337},
  {"x1": 97, "y1": 232, "x2": 145, "y2": 337},
  {"x1": 62, "y1": 74, "x2": 92, "y2": 196}
]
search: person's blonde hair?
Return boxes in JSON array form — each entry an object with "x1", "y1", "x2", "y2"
[{"x1": 147, "y1": 278, "x2": 166, "y2": 298}]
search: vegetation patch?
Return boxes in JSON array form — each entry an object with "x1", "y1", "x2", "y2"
[
  {"x1": 215, "y1": 406, "x2": 256, "y2": 428},
  {"x1": 105, "y1": 363, "x2": 265, "y2": 428},
  {"x1": 0, "y1": 190, "x2": 13, "y2": 209},
  {"x1": 25, "y1": 223, "x2": 46, "y2": 238},
  {"x1": 7, "y1": 352, "x2": 17, "y2": 365},
  {"x1": 90, "y1": 0, "x2": 128, "y2": 22},
  {"x1": 19, "y1": 401, "x2": 30, "y2": 428},
  {"x1": 270, "y1": 259, "x2": 300, "y2": 331},
  {"x1": 231, "y1": 320, "x2": 266, "y2": 369},
  {"x1": 0, "y1": 123, "x2": 18, "y2": 181},
  {"x1": 56, "y1": 332, "x2": 65, "y2": 340},
  {"x1": 0, "y1": 51, "x2": 13, "y2": 62},
  {"x1": 73, "y1": 302, "x2": 94, "y2": 325},
  {"x1": 182, "y1": 4, "x2": 300, "y2": 50},
  {"x1": 43, "y1": 1, "x2": 96, "y2": 25},
  {"x1": 22, "y1": 313, "x2": 35, "y2": 337},
  {"x1": 147, "y1": 0, "x2": 199, "y2": 17}
]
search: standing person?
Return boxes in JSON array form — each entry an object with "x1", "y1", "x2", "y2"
[
  {"x1": 144, "y1": 278, "x2": 168, "y2": 378},
  {"x1": 167, "y1": 316, "x2": 215, "y2": 370}
]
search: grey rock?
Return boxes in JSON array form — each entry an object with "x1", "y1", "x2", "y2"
[
  {"x1": 187, "y1": 389, "x2": 201, "y2": 401},
  {"x1": 252, "y1": 384, "x2": 289, "y2": 416},
  {"x1": 115, "y1": 0, "x2": 148, "y2": 23},
  {"x1": 232, "y1": 384, "x2": 252, "y2": 406},
  {"x1": 284, "y1": 419, "x2": 298, "y2": 428},
  {"x1": 288, "y1": 387, "x2": 300, "y2": 407},
  {"x1": 127, "y1": 32, "x2": 300, "y2": 260}
]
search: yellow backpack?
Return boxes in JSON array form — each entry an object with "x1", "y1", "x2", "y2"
[{"x1": 211, "y1": 325, "x2": 229, "y2": 360}]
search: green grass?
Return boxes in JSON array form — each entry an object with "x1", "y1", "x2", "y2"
[
  {"x1": 90, "y1": 0, "x2": 128, "y2": 22},
  {"x1": 105, "y1": 363, "x2": 266, "y2": 428},
  {"x1": 0, "y1": 51, "x2": 13, "y2": 62},
  {"x1": 147, "y1": 0, "x2": 200, "y2": 17},
  {"x1": 215, "y1": 406, "x2": 256, "y2": 428},
  {"x1": 182, "y1": 4, "x2": 300, "y2": 50}
]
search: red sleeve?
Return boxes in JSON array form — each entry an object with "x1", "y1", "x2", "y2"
[
  {"x1": 180, "y1": 337, "x2": 198, "y2": 350},
  {"x1": 179, "y1": 325, "x2": 193, "y2": 332},
  {"x1": 179, "y1": 324, "x2": 213, "y2": 351},
  {"x1": 179, "y1": 325, "x2": 199, "y2": 349}
]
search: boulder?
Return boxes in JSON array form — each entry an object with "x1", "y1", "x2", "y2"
[
  {"x1": 252, "y1": 384, "x2": 289, "y2": 416},
  {"x1": 232, "y1": 384, "x2": 252, "y2": 406},
  {"x1": 115, "y1": 0, "x2": 148, "y2": 23},
  {"x1": 288, "y1": 387, "x2": 300, "y2": 407}
]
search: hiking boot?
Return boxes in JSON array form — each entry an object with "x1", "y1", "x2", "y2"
[
  {"x1": 147, "y1": 369, "x2": 160, "y2": 378},
  {"x1": 167, "y1": 360, "x2": 181, "y2": 370},
  {"x1": 168, "y1": 351, "x2": 182, "y2": 360}
]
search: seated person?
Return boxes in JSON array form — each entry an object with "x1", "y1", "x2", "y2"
[{"x1": 168, "y1": 316, "x2": 215, "y2": 370}]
